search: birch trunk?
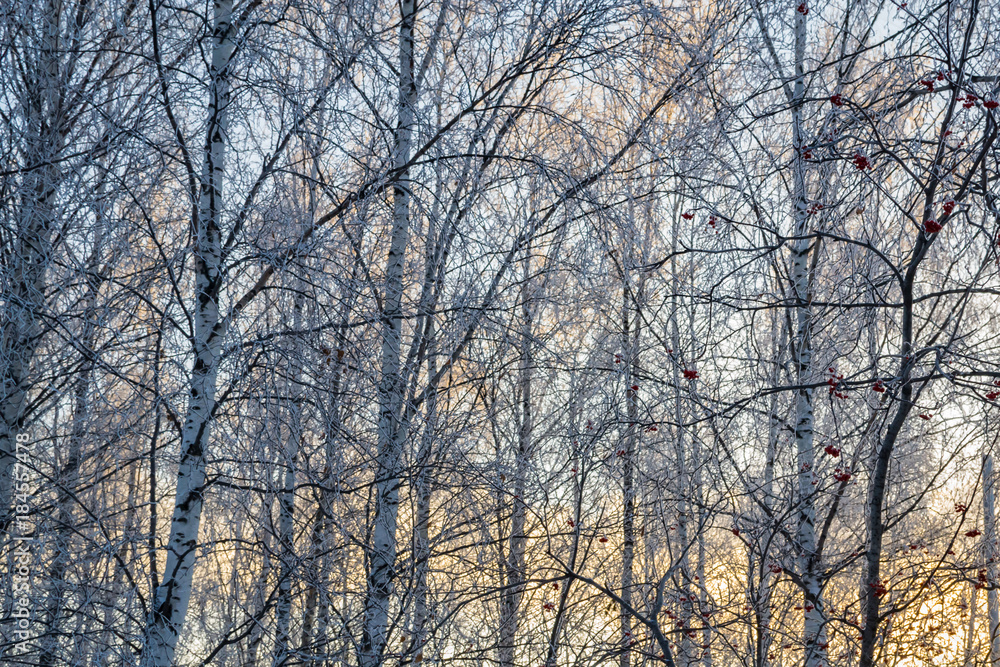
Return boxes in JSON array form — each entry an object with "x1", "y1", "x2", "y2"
[
  {"x1": 143, "y1": 0, "x2": 234, "y2": 662},
  {"x1": 272, "y1": 419, "x2": 298, "y2": 667},
  {"x1": 788, "y1": 8, "x2": 825, "y2": 667},
  {"x1": 985, "y1": 454, "x2": 1000, "y2": 665},
  {"x1": 669, "y1": 204, "x2": 692, "y2": 667},
  {"x1": 361, "y1": 1, "x2": 417, "y2": 664}
]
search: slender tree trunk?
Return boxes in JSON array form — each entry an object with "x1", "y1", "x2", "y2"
[
  {"x1": 38, "y1": 236, "x2": 103, "y2": 667},
  {"x1": 272, "y1": 419, "x2": 298, "y2": 667},
  {"x1": 788, "y1": 7, "x2": 825, "y2": 666},
  {"x1": 964, "y1": 587, "x2": 979, "y2": 667},
  {"x1": 301, "y1": 279, "x2": 355, "y2": 662},
  {"x1": 299, "y1": 502, "x2": 328, "y2": 661},
  {"x1": 756, "y1": 365, "x2": 781, "y2": 667},
  {"x1": 669, "y1": 205, "x2": 693, "y2": 667},
  {"x1": 693, "y1": 431, "x2": 710, "y2": 666},
  {"x1": 410, "y1": 151, "x2": 452, "y2": 667},
  {"x1": 499, "y1": 260, "x2": 532, "y2": 667},
  {"x1": 273, "y1": 295, "x2": 305, "y2": 667},
  {"x1": 985, "y1": 454, "x2": 1000, "y2": 665},
  {"x1": 860, "y1": 5, "x2": 982, "y2": 663},
  {"x1": 411, "y1": 318, "x2": 439, "y2": 666},
  {"x1": 246, "y1": 535, "x2": 273, "y2": 667},
  {"x1": 0, "y1": 0, "x2": 65, "y2": 525},
  {"x1": 144, "y1": 0, "x2": 234, "y2": 662},
  {"x1": 361, "y1": 1, "x2": 418, "y2": 664},
  {"x1": 620, "y1": 266, "x2": 640, "y2": 667}
]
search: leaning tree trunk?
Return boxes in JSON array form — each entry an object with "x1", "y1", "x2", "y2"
[
  {"x1": 360, "y1": 1, "x2": 418, "y2": 665},
  {"x1": 143, "y1": 0, "x2": 234, "y2": 663}
]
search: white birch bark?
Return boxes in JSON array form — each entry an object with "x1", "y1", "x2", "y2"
[
  {"x1": 985, "y1": 454, "x2": 1000, "y2": 665},
  {"x1": 361, "y1": 1, "x2": 418, "y2": 664},
  {"x1": 669, "y1": 203, "x2": 693, "y2": 667},
  {"x1": 143, "y1": 0, "x2": 234, "y2": 662},
  {"x1": 789, "y1": 7, "x2": 825, "y2": 666},
  {"x1": 620, "y1": 263, "x2": 639, "y2": 667}
]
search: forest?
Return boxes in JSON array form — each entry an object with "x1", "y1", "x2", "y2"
[{"x1": 1, "y1": 0, "x2": 1000, "y2": 665}]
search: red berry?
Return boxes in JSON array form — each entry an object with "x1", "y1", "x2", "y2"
[
  {"x1": 833, "y1": 469, "x2": 852, "y2": 483},
  {"x1": 830, "y1": 94, "x2": 845, "y2": 107},
  {"x1": 924, "y1": 219, "x2": 942, "y2": 233},
  {"x1": 683, "y1": 369, "x2": 699, "y2": 380}
]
